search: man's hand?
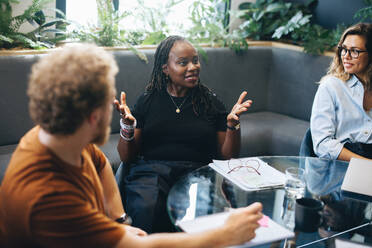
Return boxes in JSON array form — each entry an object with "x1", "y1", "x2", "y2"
[{"x1": 124, "y1": 225, "x2": 147, "y2": 237}]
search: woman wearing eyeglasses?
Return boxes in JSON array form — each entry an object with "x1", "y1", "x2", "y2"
[{"x1": 311, "y1": 23, "x2": 372, "y2": 161}]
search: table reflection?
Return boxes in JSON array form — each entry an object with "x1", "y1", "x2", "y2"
[
  {"x1": 167, "y1": 156, "x2": 372, "y2": 247},
  {"x1": 305, "y1": 157, "x2": 372, "y2": 247}
]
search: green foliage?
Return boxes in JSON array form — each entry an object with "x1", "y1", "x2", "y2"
[
  {"x1": 186, "y1": 0, "x2": 249, "y2": 54},
  {"x1": 238, "y1": 0, "x2": 348, "y2": 55},
  {"x1": 291, "y1": 23, "x2": 345, "y2": 55},
  {"x1": 0, "y1": 0, "x2": 69, "y2": 49},
  {"x1": 3, "y1": 0, "x2": 368, "y2": 57},
  {"x1": 70, "y1": 0, "x2": 147, "y2": 62},
  {"x1": 238, "y1": 0, "x2": 313, "y2": 41},
  {"x1": 133, "y1": 0, "x2": 183, "y2": 45},
  {"x1": 354, "y1": 0, "x2": 372, "y2": 22},
  {"x1": 141, "y1": 31, "x2": 166, "y2": 46},
  {"x1": 71, "y1": 0, "x2": 127, "y2": 47},
  {"x1": 272, "y1": 11, "x2": 311, "y2": 39}
]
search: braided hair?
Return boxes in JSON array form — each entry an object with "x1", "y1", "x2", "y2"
[{"x1": 146, "y1": 35, "x2": 219, "y2": 119}]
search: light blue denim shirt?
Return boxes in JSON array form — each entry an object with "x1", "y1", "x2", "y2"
[{"x1": 310, "y1": 75, "x2": 372, "y2": 160}]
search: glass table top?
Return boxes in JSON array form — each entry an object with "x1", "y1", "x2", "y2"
[{"x1": 167, "y1": 156, "x2": 372, "y2": 247}]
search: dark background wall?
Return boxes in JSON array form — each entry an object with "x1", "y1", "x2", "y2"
[{"x1": 287, "y1": 0, "x2": 371, "y2": 29}]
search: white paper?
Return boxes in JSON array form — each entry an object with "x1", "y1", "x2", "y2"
[
  {"x1": 335, "y1": 238, "x2": 372, "y2": 248},
  {"x1": 177, "y1": 211, "x2": 294, "y2": 247},
  {"x1": 341, "y1": 158, "x2": 372, "y2": 197},
  {"x1": 209, "y1": 157, "x2": 286, "y2": 191}
]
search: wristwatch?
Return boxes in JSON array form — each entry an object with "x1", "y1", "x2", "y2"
[
  {"x1": 227, "y1": 122, "x2": 240, "y2": 131},
  {"x1": 115, "y1": 213, "x2": 132, "y2": 225}
]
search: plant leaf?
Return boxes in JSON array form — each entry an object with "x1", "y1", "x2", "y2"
[
  {"x1": 126, "y1": 45, "x2": 148, "y2": 63},
  {"x1": 0, "y1": 34, "x2": 13, "y2": 43}
]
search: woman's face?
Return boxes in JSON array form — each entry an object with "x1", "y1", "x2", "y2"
[
  {"x1": 341, "y1": 34, "x2": 369, "y2": 79},
  {"x1": 163, "y1": 41, "x2": 200, "y2": 91}
]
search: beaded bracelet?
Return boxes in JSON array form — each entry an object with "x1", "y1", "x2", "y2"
[
  {"x1": 120, "y1": 129, "x2": 134, "y2": 141},
  {"x1": 120, "y1": 118, "x2": 136, "y2": 130},
  {"x1": 120, "y1": 118, "x2": 136, "y2": 141}
]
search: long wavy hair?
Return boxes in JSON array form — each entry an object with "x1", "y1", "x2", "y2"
[
  {"x1": 327, "y1": 23, "x2": 372, "y2": 89},
  {"x1": 146, "y1": 35, "x2": 219, "y2": 118}
]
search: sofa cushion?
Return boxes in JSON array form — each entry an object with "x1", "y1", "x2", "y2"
[
  {"x1": 0, "y1": 55, "x2": 42, "y2": 146},
  {"x1": 267, "y1": 47, "x2": 330, "y2": 121},
  {"x1": 0, "y1": 144, "x2": 18, "y2": 184},
  {"x1": 99, "y1": 133, "x2": 121, "y2": 173},
  {"x1": 240, "y1": 111, "x2": 309, "y2": 157}
]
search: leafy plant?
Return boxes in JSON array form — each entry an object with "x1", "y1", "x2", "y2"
[
  {"x1": 354, "y1": 0, "x2": 372, "y2": 22},
  {"x1": 70, "y1": 0, "x2": 147, "y2": 62},
  {"x1": 186, "y1": 0, "x2": 249, "y2": 54},
  {"x1": 0, "y1": 0, "x2": 69, "y2": 49},
  {"x1": 131, "y1": 0, "x2": 183, "y2": 45},
  {"x1": 291, "y1": 23, "x2": 345, "y2": 54},
  {"x1": 238, "y1": 0, "x2": 313, "y2": 41},
  {"x1": 237, "y1": 0, "x2": 348, "y2": 55},
  {"x1": 272, "y1": 11, "x2": 311, "y2": 39}
]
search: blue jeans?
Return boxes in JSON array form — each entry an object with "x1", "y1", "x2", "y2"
[{"x1": 115, "y1": 158, "x2": 204, "y2": 233}]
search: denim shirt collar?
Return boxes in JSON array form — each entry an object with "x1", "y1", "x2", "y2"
[
  {"x1": 346, "y1": 74, "x2": 364, "y2": 107},
  {"x1": 346, "y1": 74, "x2": 361, "y2": 88}
]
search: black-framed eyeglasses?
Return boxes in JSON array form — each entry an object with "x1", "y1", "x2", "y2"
[
  {"x1": 338, "y1": 46, "x2": 368, "y2": 59},
  {"x1": 227, "y1": 159, "x2": 261, "y2": 176}
]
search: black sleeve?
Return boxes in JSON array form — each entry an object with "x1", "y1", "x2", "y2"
[
  {"x1": 211, "y1": 93, "x2": 228, "y2": 131},
  {"x1": 132, "y1": 92, "x2": 151, "y2": 129}
]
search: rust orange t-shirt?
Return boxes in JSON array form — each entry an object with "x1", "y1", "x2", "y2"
[{"x1": 0, "y1": 126, "x2": 125, "y2": 248}]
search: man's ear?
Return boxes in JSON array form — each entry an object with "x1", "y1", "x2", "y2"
[
  {"x1": 88, "y1": 108, "x2": 100, "y2": 126},
  {"x1": 162, "y1": 64, "x2": 168, "y2": 75}
]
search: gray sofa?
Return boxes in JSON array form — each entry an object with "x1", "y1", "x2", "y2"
[{"x1": 0, "y1": 45, "x2": 332, "y2": 183}]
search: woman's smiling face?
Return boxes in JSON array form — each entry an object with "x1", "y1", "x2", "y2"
[
  {"x1": 341, "y1": 34, "x2": 369, "y2": 79},
  {"x1": 163, "y1": 41, "x2": 201, "y2": 92}
]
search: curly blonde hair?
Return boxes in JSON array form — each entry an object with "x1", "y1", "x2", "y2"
[
  {"x1": 28, "y1": 44, "x2": 118, "y2": 134},
  {"x1": 327, "y1": 23, "x2": 372, "y2": 87}
]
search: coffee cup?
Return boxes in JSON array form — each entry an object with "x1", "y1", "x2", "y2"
[{"x1": 295, "y1": 197, "x2": 324, "y2": 232}]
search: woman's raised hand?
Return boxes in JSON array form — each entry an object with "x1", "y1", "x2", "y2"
[
  {"x1": 227, "y1": 91, "x2": 252, "y2": 126},
  {"x1": 113, "y1": 91, "x2": 136, "y2": 125}
]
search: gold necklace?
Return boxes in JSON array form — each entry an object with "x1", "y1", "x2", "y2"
[{"x1": 167, "y1": 92, "x2": 190, "y2": 113}]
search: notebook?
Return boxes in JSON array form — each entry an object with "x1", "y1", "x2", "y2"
[
  {"x1": 209, "y1": 157, "x2": 286, "y2": 191},
  {"x1": 341, "y1": 158, "x2": 372, "y2": 201},
  {"x1": 335, "y1": 238, "x2": 372, "y2": 248},
  {"x1": 177, "y1": 212, "x2": 294, "y2": 247}
]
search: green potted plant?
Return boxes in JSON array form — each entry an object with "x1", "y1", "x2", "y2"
[
  {"x1": 237, "y1": 0, "x2": 372, "y2": 55},
  {"x1": 70, "y1": 0, "x2": 148, "y2": 62},
  {"x1": 0, "y1": 0, "x2": 69, "y2": 50},
  {"x1": 128, "y1": 0, "x2": 184, "y2": 46},
  {"x1": 186, "y1": 0, "x2": 249, "y2": 54}
]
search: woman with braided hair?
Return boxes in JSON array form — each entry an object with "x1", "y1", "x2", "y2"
[{"x1": 114, "y1": 35, "x2": 252, "y2": 233}]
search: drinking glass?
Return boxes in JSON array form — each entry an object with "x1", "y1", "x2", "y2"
[{"x1": 284, "y1": 167, "x2": 306, "y2": 199}]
